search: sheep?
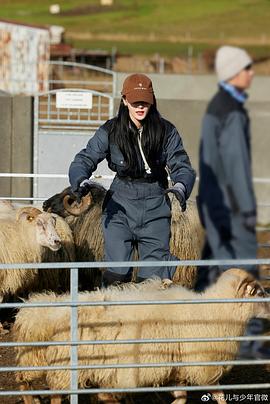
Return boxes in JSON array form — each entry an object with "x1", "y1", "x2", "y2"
[
  {"x1": 0, "y1": 206, "x2": 75, "y2": 303},
  {"x1": 170, "y1": 196, "x2": 204, "y2": 286},
  {"x1": 43, "y1": 183, "x2": 205, "y2": 289},
  {"x1": 13, "y1": 268, "x2": 270, "y2": 404},
  {"x1": 0, "y1": 199, "x2": 16, "y2": 219}
]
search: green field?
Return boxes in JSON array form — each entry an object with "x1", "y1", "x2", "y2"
[{"x1": 1, "y1": 0, "x2": 270, "y2": 57}]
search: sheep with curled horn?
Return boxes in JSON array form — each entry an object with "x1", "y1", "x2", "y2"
[
  {"x1": 43, "y1": 182, "x2": 204, "y2": 290},
  {"x1": 13, "y1": 268, "x2": 270, "y2": 404},
  {"x1": 0, "y1": 205, "x2": 75, "y2": 305}
]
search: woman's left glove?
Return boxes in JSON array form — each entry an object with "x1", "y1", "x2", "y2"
[
  {"x1": 72, "y1": 179, "x2": 94, "y2": 203},
  {"x1": 165, "y1": 182, "x2": 187, "y2": 212}
]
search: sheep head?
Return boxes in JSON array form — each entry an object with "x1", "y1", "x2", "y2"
[
  {"x1": 219, "y1": 268, "x2": 270, "y2": 319},
  {"x1": 16, "y1": 207, "x2": 62, "y2": 252},
  {"x1": 43, "y1": 183, "x2": 106, "y2": 218}
]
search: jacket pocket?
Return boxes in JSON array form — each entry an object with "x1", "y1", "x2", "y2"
[{"x1": 110, "y1": 144, "x2": 126, "y2": 167}]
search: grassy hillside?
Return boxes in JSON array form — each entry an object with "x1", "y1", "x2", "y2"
[{"x1": 1, "y1": 0, "x2": 270, "y2": 57}]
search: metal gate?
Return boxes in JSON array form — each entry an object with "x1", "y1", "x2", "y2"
[
  {"x1": 47, "y1": 61, "x2": 117, "y2": 95},
  {"x1": 33, "y1": 88, "x2": 114, "y2": 199}
]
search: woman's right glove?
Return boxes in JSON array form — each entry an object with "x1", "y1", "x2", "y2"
[
  {"x1": 72, "y1": 179, "x2": 94, "y2": 203},
  {"x1": 165, "y1": 182, "x2": 187, "y2": 212}
]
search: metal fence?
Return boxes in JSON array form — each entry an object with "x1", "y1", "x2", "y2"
[
  {"x1": 0, "y1": 259, "x2": 270, "y2": 403},
  {"x1": 47, "y1": 61, "x2": 117, "y2": 96},
  {"x1": 0, "y1": 173, "x2": 270, "y2": 403},
  {"x1": 33, "y1": 87, "x2": 115, "y2": 198}
]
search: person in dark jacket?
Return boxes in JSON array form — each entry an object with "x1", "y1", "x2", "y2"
[
  {"x1": 69, "y1": 73, "x2": 196, "y2": 285},
  {"x1": 196, "y1": 45, "x2": 257, "y2": 289},
  {"x1": 196, "y1": 46, "x2": 270, "y2": 360}
]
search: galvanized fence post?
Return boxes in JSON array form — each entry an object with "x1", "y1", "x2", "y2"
[{"x1": 70, "y1": 266, "x2": 79, "y2": 404}]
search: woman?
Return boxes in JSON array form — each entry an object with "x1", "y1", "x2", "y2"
[{"x1": 69, "y1": 73, "x2": 196, "y2": 285}]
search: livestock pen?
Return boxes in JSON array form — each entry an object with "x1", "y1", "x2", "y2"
[
  {"x1": 0, "y1": 260, "x2": 270, "y2": 404},
  {"x1": 0, "y1": 173, "x2": 270, "y2": 404}
]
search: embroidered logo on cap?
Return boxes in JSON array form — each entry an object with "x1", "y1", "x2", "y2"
[{"x1": 134, "y1": 82, "x2": 147, "y2": 90}]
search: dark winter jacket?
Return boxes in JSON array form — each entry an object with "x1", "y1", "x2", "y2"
[
  {"x1": 198, "y1": 86, "x2": 256, "y2": 230},
  {"x1": 69, "y1": 117, "x2": 196, "y2": 198}
]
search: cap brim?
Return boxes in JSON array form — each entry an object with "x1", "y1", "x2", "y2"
[{"x1": 125, "y1": 90, "x2": 154, "y2": 105}]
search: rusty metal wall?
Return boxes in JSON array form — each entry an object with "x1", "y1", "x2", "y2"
[{"x1": 0, "y1": 21, "x2": 50, "y2": 95}]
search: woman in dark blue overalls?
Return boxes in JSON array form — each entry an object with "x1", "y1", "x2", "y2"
[{"x1": 69, "y1": 73, "x2": 196, "y2": 285}]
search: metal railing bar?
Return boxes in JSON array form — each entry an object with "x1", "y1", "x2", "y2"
[
  {"x1": 1, "y1": 382, "x2": 270, "y2": 396},
  {"x1": 1, "y1": 358, "x2": 270, "y2": 373},
  {"x1": 38, "y1": 119, "x2": 107, "y2": 125},
  {"x1": 0, "y1": 383, "x2": 270, "y2": 396},
  {"x1": 2, "y1": 173, "x2": 270, "y2": 183},
  {"x1": 48, "y1": 60, "x2": 116, "y2": 76},
  {"x1": 1, "y1": 258, "x2": 270, "y2": 269},
  {"x1": 2, "y1": 335, "x2": 270, "y2": 349},
  {"x1": 70, "y1": 267, "x2": 78, "y2": 404},
  {"x1": 2, "y1": 296, "x2": 270, "y2": 310},
  {"x1": 48, "y1": 79, "x2": 112, "y2": 85}
]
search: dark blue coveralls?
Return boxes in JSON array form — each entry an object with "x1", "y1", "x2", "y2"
[{"x1": 69, "y1": 118, "x2": 196, "y2": 281}]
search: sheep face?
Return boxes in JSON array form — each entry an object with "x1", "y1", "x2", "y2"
[
  {"x1": 17, "y1": 209, "x2": 62, "y2": 252},
  {"x1": 35, "y1": 213, "x2": 62, "y2": 251},
  {"x1": 220, "y1": 268, "x2": 270, "y2": 319},
  {"x1": 244, "y1": 281, "x2": 270, "y2": 319}
]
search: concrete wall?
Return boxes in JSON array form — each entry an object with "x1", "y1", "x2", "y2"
[
  {"x1": 0, "y1": 93, "x2": 12, "y2": 196},
  {"x1": 0, "y1": 94, "x2": 32, "y2": 200}
]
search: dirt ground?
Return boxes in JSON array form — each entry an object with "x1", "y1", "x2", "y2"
[{"x1": 1, "y1": 230, "x2": 270, "y2": 404}]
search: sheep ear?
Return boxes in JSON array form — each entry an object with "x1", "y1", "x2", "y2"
[{"x1": 16, "y1": 207, "x2": 42, "y2": 222}]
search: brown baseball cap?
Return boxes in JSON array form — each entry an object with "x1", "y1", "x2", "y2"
[{"x1": 121, "y1": 73, "x2": 154, "y2": 105}]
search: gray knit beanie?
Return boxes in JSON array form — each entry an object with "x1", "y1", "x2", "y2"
[{"x1": 215, "y1": 46, "x2": 252, "y2": 82}]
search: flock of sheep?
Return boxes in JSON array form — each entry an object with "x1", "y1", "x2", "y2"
[{"x1": 0, "y1": 182, "x2": 269, "y2": 404}]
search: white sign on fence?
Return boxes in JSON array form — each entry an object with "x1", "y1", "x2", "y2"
[{"x1": 56, "y1": 91, "x2": 93, "y2": 109}]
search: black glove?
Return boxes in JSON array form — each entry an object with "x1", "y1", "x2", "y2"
[
  {"x1": 165, "y1": 182, "x2": 187, "y2": 212},
  {"x1": 243, "y1": 211, "x2": 257, "y2": 232},
  {"x1": 72, "y1": 179, "x2": 93, "y2": 203}
]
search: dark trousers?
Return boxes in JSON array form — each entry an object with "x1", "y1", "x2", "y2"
[
  {"x1": 102, "y1": 177, "x2": 176, "y2": 283},
  {"x1": 203, "y1": 209, "x2": 258, "y2": 272}
]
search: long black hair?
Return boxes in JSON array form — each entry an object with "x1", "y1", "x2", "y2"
[{"x1": 110, "y1": 97, "x2": 165, "y2": 175}]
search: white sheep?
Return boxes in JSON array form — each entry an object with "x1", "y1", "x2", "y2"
[
  {"x1": 0, "y1": 199, "x2": 16, "y2": 219},
  {"x1": 0, "y1": 206, "x2": 75, "y2": 302},
  {"x1": 13, "y1": 268, "x2": 270, "y2": 404}
]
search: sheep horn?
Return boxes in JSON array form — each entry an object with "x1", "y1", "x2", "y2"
[
  {"x1": 63, "y1": 194, "x2": 92, "y2": 216},
  {"x1": 16, "y1": 207, "x2": 42, "y2": 222}
]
